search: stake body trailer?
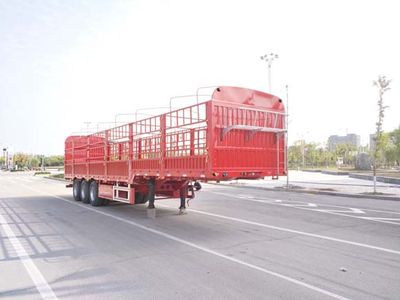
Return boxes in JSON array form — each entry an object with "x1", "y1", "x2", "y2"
[{"x1": 65, "y1": 86, "x2": 286, "y2": 209}]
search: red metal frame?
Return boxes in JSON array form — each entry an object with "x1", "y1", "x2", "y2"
[{"x1": 65, "y1": 86, "x2": 286, "y2": 202}]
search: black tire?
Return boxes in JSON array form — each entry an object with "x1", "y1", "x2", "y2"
[
  {"x1": 80, "y1": 179, "x2": 90, "y2": 204},
  {"x1": 134, "y1": 192, "x2": 148, "y2": 204},
  {"x1": 194, "y1": 181, "x2": 202, "y2": 191},
  {"x1": 89, "y1": 180, "x2": 102, "y2": 206},
  {"x1": 73, "y1": 179, "x2": 81, "y2": 201}
]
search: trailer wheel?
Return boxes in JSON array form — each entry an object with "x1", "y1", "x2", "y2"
[
  {"x1": 134, "y1": 192, "x2": 148, "y2": 204},
  {"x1": 80, "y1": 179, "x2": 90, "y2": 204},
  {"x1": 73, "y1": 179, "x2": 81, "y2": 201},
  {"x1": 194, "y1": 181, "x2": 202, "y2": 191},
  {"x1": 89, "y1": 180, "x2": 102, "y2": 206}
]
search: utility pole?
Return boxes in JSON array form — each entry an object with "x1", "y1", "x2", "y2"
[
  {"x1": 2, "y1": 148, "x2": 7, "y2": 169},
  {"x1": 260, "y1": 53, "x2": 279, "y2": 92}
]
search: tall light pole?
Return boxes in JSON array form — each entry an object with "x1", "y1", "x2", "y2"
[
  {"x1": 260, "y1": 53, "x2": 279, "y2": 92},
  {"x1": 2, "y1": 147, "x2": 7, "y2": 169},
  {"x1": 285, "y1": 84, "x2": 289, "y2": 189}
]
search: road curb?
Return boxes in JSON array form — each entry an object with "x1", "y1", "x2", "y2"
[
  {"x1": 207, "y1": 183, "x2": 400, "y2": 201},
  {"x1": 301, "y1": 169, "x2": 400, "y2": 185},
  {"x1": 349, "y1": 173, "x2": 400, "y2": 185}
]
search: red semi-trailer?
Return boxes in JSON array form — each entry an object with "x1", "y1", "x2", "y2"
[{"x1": 64, "y1": 86, "x2": 286, "y2": 213}]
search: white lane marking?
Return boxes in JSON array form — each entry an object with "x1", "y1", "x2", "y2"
[
  {"x1": 20, "y1": 185, "x2": 349, "y2": 300},
  {"x1": 286, "y1": 203, "x2": 318, "y2": 208},
  {"x1": 314, "y1": 208, "x2": 365, "y2": 214},
  {"x1": 362, "y1": 217, "x2": 400, "y2": 221},
  {"x1": 211, "y1": 191, "x2": 400, "y2": 225},
  {"x1": 238, "y1": 194, "x2": 255, "y2": 199},
  {"x1": 19, "y1": 178, "x2": 34, "y2": 183},
  {"x1": 349, "y1": 208, "x2": 365, "y2": 214},
  {"x1": 310, "y1": 210, "x2": 400, "y2": 226},
  {"x1": 358, "y1": 209, "x2": 400, "y2": 215},
  {"x1": 316, "y1": 207, "x2": 365, "y2": 214},
  {"x1": 156, "y1": 205, "x2": 400, "y2": 256},
  {"x1": 210, "y1": 189, "x2": 400, "y2": 214},
  {"x1": 0, "y1": 213, "x2": 58, "y2": 300}
]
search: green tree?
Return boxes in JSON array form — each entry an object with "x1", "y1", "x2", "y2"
[
  {"x1": 289, "y1": 141, "x2": 335, "y2": 168},
  {"x1": 288, "y1": 141, "x2": 303, "y2": 168},
  {"x1": 384, "y1": 143, "x2": 397, "y2": 166},
  {"x1": 335, "y1": 143, "x2": 356, "y2": 166},
  {"x1": 323, "y1": 149, "x2": 336, "y2": 167},
  {"x1": 304, "y1": 143, "x2": 318, "y2": 168},
  {"x1": 372, "y1": 75, "x2": 391, "y2": 193},
  {"x1": 13, "y1": 152, "x2": 30, "y2": 169},
  {"x1": 45, "y1": 155, "x2": 64, "y2": 166},
  {"x1": 30, "y1": 156, "x2": 40, "y2": 168},
  {"x1": 389, "y1": 126, "x2": 400, "y2": 165},
  {"x1": 315, "y1": 148, "x2": 325, "y2": 167}
]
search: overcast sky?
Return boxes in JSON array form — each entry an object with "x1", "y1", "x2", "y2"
[{"x1": 0, "y1": 0, "x2": 399, "y2": 155}]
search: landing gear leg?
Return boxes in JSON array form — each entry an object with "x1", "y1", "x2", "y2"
[
  {"x1": 147, "y1": 178, "x2": 156, "y2": 209},
  {"x1": 179, "y1": 185, "x2": 187, "y2": 215},
  {"x1": 146, "y1": 178, "x2": 156, "y2": 219}
]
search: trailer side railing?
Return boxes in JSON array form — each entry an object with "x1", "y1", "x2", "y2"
[{"x1": 65, "y1": 95, "x2": 286, "y2": 181}]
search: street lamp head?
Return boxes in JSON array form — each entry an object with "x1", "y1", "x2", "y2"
[{"x1": 260, "y1": 53, "x2": 279, "y2": 63}]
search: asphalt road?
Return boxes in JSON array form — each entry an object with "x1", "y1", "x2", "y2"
[{"x1": 0, "y1": 172, "x2": 399, "y2": 300}]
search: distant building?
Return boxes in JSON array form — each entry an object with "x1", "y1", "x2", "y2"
[
  {"x1": 327, "y1": 134, "x2": 360, "y2": 151},
  {"x1": 369, "y1": 134, "x2": 376, "y2": 151}
]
